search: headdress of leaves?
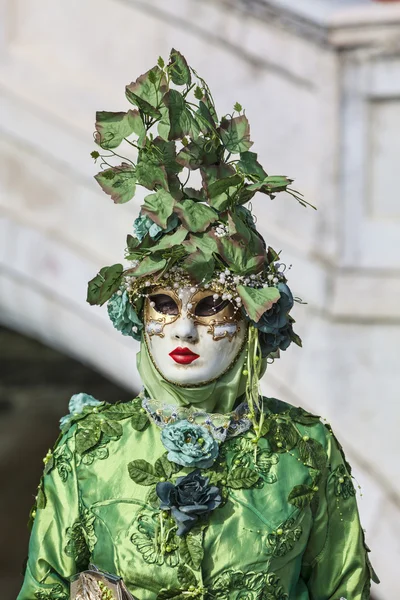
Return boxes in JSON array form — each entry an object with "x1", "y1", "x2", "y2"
[{"x1": 87, "y1": 49, "x2": 313, "y2": 433}]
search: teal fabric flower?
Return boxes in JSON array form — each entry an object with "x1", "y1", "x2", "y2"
[
  {"x1": 133, "y1": 215, "x2": 162, "y2": 242},
  {"x1": 107, "y1": 290, "x2": 143, "y2": 341},
  {"x1": 161, "y1": 420, "x2": 219, "y2": 468},
  {"x1": 133, "y1": 214, "x2": 179, "y2": 242},
  {"x1": 59, "y1": 393, "x2": 102, "y2": 428}
]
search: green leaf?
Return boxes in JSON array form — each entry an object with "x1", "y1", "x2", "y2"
[
  {"x1": 226, "y1": 467, "x2": 259, "y2": 489},
  {"x1": 125, "y1": 66, "x2": 168, "y2": 117},
  {"x1": 135, "y1": 161, "x2": 168, "y2": 192},
  {"x1": 95, "y1": 110, "x2": 146, "y2": 149},
  {"x1": 268, "y1": 419, "x2": 300, "y2": 452},
  {"x1": 291, "y1": 331, "x2": 303, "y2": 348},
  {"x1": 217, "y1": 236, "x2": 264, "y2": 274},
  {"x1": 169, "y1": 49, "x2": 191, "y2": 86},
  {"x1": 141, "y1": 190, "x2": 176, "y2": 228},
  {"x1": 200, "y1": 163, "x2": 236, "y2": 199},
  {"x1": 183, "y1": 250, "x2": 215, "y2": 283},
  {"x1": 234, "y1": 101, "x2": 243, "y2": 112},
  {"x1": 219, "y1": 115, "x2": 253, "y2": 153},
  {"x1": 237, "y1": 151, "x2": 268, "y2": 180},
  {"x1": 247, "y1": 176, "x2": 293, "y2": 194},
  {"x1": 236, "y1": 285, "x2": 280, "y2": 322},
  {"x1": 91, "y1": 150, "x2": 100, "y2": 160},
  {"x1": 157, "y1": 56, "x2": 165, "y2": 69},
  {"x1": 288, "y1": 484, "x2": 316, "y2": 509},
  {"x1": 129, "y1": 253, "x2": 167, "y2": 278},
  {"x1": 176, "y1": 139, "x2": 219, "y2": 170},
  {"x1": 183, "y1": 188, "x2": 206, "y2": 202},
  {"x1": 289, "y1": 407, "x2": 320, "y2": 426},
  {"x1": 76, "y1": 424, "x2": 102, "y2": 455},
  {"x1": 130, "y1": 412, "x2": 149, "y2": 431},
  {"x1": 188, "y1": 232, "x2": 219, "y2": 256},
  {"x1": 267, "y1": 246, "x2": 280, "y2": 263},
  {"x1": 163, "y1": 89, "x2": 201, "y2": 141},
  {"x1": 128, "y1": 459, "x2": 160, "y2": 486},
  {"x1": 196, "y1": 100, "x2": 217, "y2": 135},
  {"x1": 174, "y1": 200, "x2": 217, "y2": 233},
  {"x1": 151, "y1": 226, "x2": 188, "y2": 252},
  {"x1": 298, "y1": 438, "x2": 326, "y2": 471},
  {"x1": 179, "y1": 532, "x2": 204, "y2": 570},
  {"x1": 101, "y1": 401, "x2": 139, "y2": 420},
  {"x1": 94, "y1": 164, "x2": 136, "y2": 204},
  {"x1": 100, "y1": 420, "x2": 123, "y2": 439},
  {"x1": 86, "y1": 264, "x2": 123, "y2": 306},
  {"x1": 207, "y1": 174, "x2": 242, "y2": 198},
  {"x1": 177, "y1": 565, "x2": 197, "y2": 588}
]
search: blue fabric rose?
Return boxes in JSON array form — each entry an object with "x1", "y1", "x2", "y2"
[
  {"x1": 59, "y1": 393, "x2": 102, "y2": 428},
  {"x1": 107, "y1": 290, "x2": 143, "y2": 341},
  {"x1": 156, "y1": 469, "x2": 222, "y2": 536},
  {"x1": 161, "y1": 420, "x2": 219, "y2": 468},
  {"x1": 255, "y1": 283, "x2": 294, "y2": 334},
  {"x1": 259, "y1": 322, "x2": 293, "y2": 358}
]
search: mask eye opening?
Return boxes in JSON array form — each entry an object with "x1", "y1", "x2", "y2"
[
  {"x1": 194, "y1": 295, "x2": 231, "y2": 317},
  {"x1": 149, "y1": 293, "x2": 179, "y2": 316}
]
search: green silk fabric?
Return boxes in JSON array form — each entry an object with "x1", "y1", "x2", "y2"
[{"x1": 17, "y1": 394, "x2": 376, "y2": 600}]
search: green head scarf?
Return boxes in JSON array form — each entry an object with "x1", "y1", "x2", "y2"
[{"x1": 136, "y1": 334, "x2": 267, "y2": 414}]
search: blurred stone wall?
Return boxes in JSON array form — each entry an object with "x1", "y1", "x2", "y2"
[
  {"x1": 0, "y1": 326, "x2": 133, "y2": 599},
  {"x1": 1, "y1": 0, "x2": 400, "y2": 597}
]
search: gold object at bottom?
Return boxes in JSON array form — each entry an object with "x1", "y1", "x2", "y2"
[{"x1": 70, "y1": 565, "x2": 137, "y2": 600}]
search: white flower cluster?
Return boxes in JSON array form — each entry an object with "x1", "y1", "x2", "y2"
[{"x1": 214, "y1": 223, "x2": 229, "y2": 238}]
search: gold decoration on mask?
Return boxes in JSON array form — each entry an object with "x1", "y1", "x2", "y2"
[{"x1": 144, "y1": 286, "x2": 242, "y2": 340}]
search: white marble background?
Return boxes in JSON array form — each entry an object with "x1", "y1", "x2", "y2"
[{"x1": 1, "y1": 0, "x2": 399, "y2": 596}]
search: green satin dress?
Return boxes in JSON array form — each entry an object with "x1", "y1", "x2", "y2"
[{"x1": 17, "y1": 345, "x2": 378, "y2": 600}]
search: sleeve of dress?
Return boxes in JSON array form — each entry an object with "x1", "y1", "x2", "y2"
[
  {"x1": 301, "y1": 427, "x2": 379, "y2": 600},
  {"x1": 17, "y1": 429, "x2": 82, "y2": 600}
]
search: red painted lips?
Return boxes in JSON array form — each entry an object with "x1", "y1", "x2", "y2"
[{"x1": 169, "y1": 347, "x2": 200, "y2": 365}]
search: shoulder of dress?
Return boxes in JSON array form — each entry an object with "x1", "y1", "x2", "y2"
[
  {"x1": 261, "y1": 396, "x2": 331, "y2": 450},
  {"x1": 59, "y1": 392, "x2": 143, "y2": 434}
]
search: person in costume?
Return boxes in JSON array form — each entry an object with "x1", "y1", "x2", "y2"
[{"x1": 18, "y1": 50, "x2": 378, "y2": 600}]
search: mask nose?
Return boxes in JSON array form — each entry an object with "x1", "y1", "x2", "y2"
[{"x1": 172, "y1": 314, "x2": 199, "y2": 343}]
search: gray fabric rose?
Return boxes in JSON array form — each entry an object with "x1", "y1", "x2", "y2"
[
  {"x1": 161, "y1": 420, "x2": 219, "y2": 469},
  {"x1": 156, "y1": 469, "x2": 222, "y2": 536},
  {"x1": 107, "y1": 290, "x2": 143, "y2": 341},
  {"x1": 254, "y1": 283, "x2": 294, "y2": 334}
]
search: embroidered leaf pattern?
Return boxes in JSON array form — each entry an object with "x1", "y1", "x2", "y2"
[
  {"x1": 266, "y1": 517, "x2": 303, "y2": 557},
  {"x1": 131, "y1": 512, "x2": 179, "y2": 567},
  {"x1": 65, "y1": 508, "x2": 97, "y2": 571},
  {"x1": 34, "y1": 584, "x2": 68, "y2": 600},
  {"x1": 208, "y1": 570, "x2": 288, "y2": 600}
]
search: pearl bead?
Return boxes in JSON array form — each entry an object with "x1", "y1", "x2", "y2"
[
  {"x1": 213, "y1": 294, "x2": 219, "y2": 300},
  {"x1": 302, "y1": 435, "x2": 309, "y2": 442},
  {"x1": 277, "y1": 528, "x2": 283, "y2": 536}
]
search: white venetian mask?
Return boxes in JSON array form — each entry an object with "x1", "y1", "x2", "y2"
[{"x1": 144, "y1": 286, "x2": 247, "y2": 385}]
